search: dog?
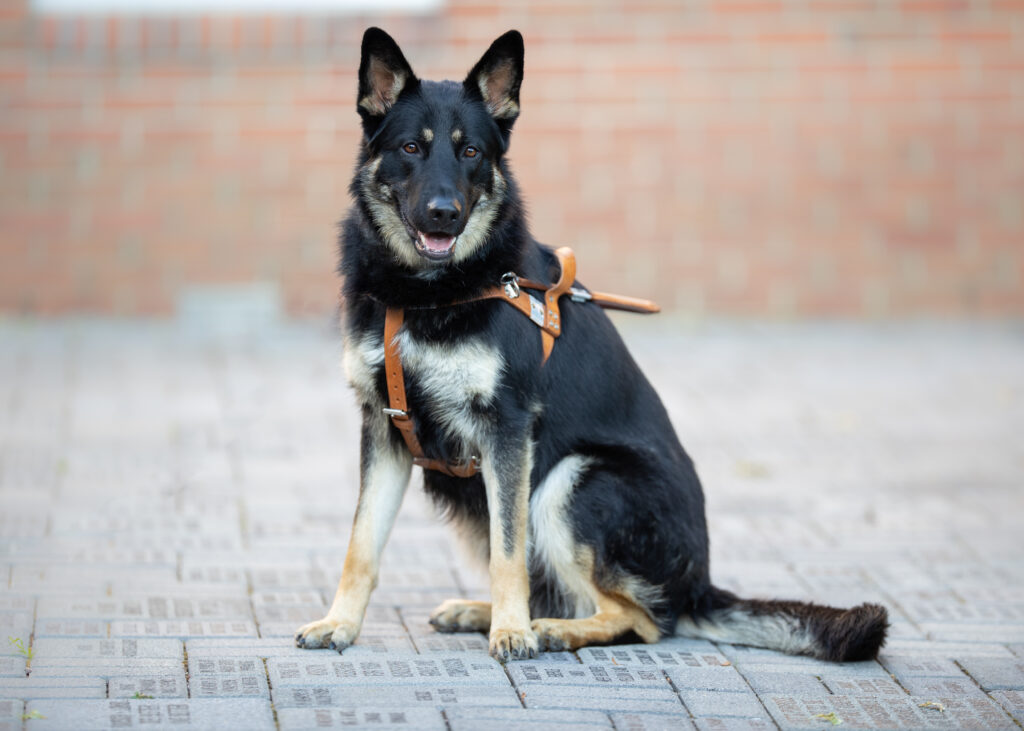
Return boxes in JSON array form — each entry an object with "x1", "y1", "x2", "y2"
[{"x1": 295, "y1": 27, "x2": 888, "y2": 663}]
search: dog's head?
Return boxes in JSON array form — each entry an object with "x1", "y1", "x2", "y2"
[{"x1": 353, "y1": 27, "x2": 524, "y2": 270}]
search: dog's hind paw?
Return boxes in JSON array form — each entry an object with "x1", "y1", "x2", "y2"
[
  {"x1": 294, "y1": 618, "x2": 359, "y2": 653},
  {"x1": 429, "y1": 599, "x2": 492, "y2": 633},
  {"x1": 488, "y1": 627, "x2": 538, "y2": 662}
]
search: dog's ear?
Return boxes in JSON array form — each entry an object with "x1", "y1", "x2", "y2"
[
  {"x1": 464, "y1": 30, "x2": 524, "y2": 133},
  {"x1": 358, "y1": 27, "x2": 417, "y2": 133}
]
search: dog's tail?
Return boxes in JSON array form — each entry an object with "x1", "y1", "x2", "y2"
[{"x1": 677, "y1": 587, "x2": 888, "y2": 662}]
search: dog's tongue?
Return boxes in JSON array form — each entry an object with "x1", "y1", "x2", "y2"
[{"x1": 418, "y1": 232, "x2": 456, "y2": 255}]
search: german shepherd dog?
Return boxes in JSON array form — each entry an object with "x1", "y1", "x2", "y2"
[{"x1": 295, "y1": 28, "x2": 888, "y2": 663}]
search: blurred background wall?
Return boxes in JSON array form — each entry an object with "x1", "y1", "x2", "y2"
[{"x1": 1, "y1": 0, "x2": 1021, "y2": 318}]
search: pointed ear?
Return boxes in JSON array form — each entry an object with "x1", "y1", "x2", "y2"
[
  {"x1": 357, "y1": 27, "x2": 417, "y2": 131},
  {"x1": 463, "y1": 30, "x2": 524, "y2": 127}
]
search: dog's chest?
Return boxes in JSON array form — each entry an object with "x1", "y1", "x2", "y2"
[{"x1": 343, "y1": 330, "x2": 504, "y2": 437}]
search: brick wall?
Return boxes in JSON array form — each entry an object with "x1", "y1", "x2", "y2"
[{"x1": 1, "y1": 0, "x2": 1022, "y2": 317}]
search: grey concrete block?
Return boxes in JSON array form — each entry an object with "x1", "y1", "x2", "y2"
[
  {"x1": 763, "y1": 694, "x2": 1016, "y2": 730},
  {"x1": 610, "y1": 711, "x2": 697, "y2": 730},
  {"x1": 25, "y1": 699, "x2": 276, "y2": 730},
  {"x1": 820, "y1": 676, "x2": 906, "y2": 697},
  {"x1": 446, "y1": 707, "x2": 611, "y2": 728},
  {"x1": 28, "y1": 658, "x2": 183, "y2": 677},
  {"x1": 268, "y1": 654, "x2": 506, "y2": 686},
  {"x1": 959, "y1": 657, "x2": 1024, "y2": 691},
  {"x1": 693, "y1": 719, "x2": 775, "y2": 731},
  {"x1": 411, "y1": 633, "x2": 490, "y2": 653},
  {"x1": 0, "y1": 678, "x2": 107, "y2": 699},
  {"x1": 517, "y1": 682, "x2": 682, "y2": 712},
  {"x1": 31, "y1": 637, "x2": 182, "y2": 660},
  {"x1": 186, "y1": 638, "x2": 311, "y2": 658},
  {"x1": 0, "y1": 698, "x2": 22, "y2": 731},
  {"x1": 108, "y1": 672, "x2": 189, "y2": 698},
  {"x1": 278, "y1": 707, "x2": 447, "y2": 729},
  {"x1": 902, "y1": 676, "x2": 988, "y2": 699},
  {"x1": 0, "y1": 613, "x2": 32, "y2": 639},
  {"x1": 187, "y1": 655, "x2": 269, "y2": 697},
  {"x1": 271, "y1": 684, "x2": 521, "y2": 709},
  {"x1": 879, "y1": 653, "x2": 964, "y2": 679},
  {"x1": 664, "y1": 666, "x2": 749, "y2": 692},
  {"x1": 509, "y1": 663, "x2": 668, "y2": 688},
  {"x1": 678, "y1": 690, "x2": 765, "y2": 719},
  {"x1": 740, "y1": 671, "x2": 828, "y2": 695},
  {"x1": 110, "y1": 620, "x2": 258, "y2": 638},
  {"x1": 0, "y1": 659, "x2": 24, "y2": 678},
  {"x1": 33, "y1": 620, "x2": 108, "y2": 638},
  {"x1": 990, "y1": 690, "x2": 1024, "y2": 722},
  {"x1": 884, "y1": 640, "x2": 1015, "y2": 658},
  {"x1": 37, "y1": 596, "x2": 252, "y2": 621},
  {"x1": 578, "y1": 645, "x2": 731, "y2": 668}
]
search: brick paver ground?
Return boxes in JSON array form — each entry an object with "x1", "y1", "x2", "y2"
[{"x1": 1, "y1": 318, "x2": 1022, "y2": 730}]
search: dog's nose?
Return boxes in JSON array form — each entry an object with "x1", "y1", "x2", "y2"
[{"x1": 426, "y1": 197, "x2": 461, "y2": 227}]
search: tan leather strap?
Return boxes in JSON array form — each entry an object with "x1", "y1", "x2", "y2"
[
  {"x1": 383, "y1": 308, "x2": 480, "y2": 478},
  {"x1": 380, "y1": 247, "x2": 658, "y2": 478}
]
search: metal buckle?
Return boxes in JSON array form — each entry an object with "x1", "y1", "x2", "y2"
[
  {"x1": 570, "y1": 287, "x2": 592, "y2": 303},
  {"x1": 382, "y1": 407, "x2": 408, "y2": 419},
  {"x1": 501, "y1": 272, "x2": 520, "y2": 299}
]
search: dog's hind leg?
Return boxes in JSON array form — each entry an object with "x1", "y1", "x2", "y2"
[
  {"x1": 429, "y1": 599, "x2": 491, "y2": 632},
  {"x1": 529, "y1": 547, "x2": 661, "y2": 652}
]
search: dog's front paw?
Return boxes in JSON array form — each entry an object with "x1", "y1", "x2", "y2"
[
  {"x1": 531, "y1": 618, "x2": 575, "y2": 652},
  {"x1": 488, "y1": 626, "x2": 538, "y2": 662},
  {"x1": 294, "y1": 618, "x2": 359, "y2": 653}
]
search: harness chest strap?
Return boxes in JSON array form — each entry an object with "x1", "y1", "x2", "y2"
[{"x1": 381, "y1": 247, "x2": 659, "y2": 478}]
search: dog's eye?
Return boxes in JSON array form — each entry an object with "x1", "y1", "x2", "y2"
[
  {"x1": 402, "y1": 142, "x2": 419, "y2": 154},
  {"x1": 464, "y1": 146, "x2": 478, "y2": 158}
]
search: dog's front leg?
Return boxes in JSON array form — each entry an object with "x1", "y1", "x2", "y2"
[
  {"x1": 295, "y1": 412, "x2": 411, "y2": 652},
  {"x1": 483, "y1": 437, "x2": 537, "y2": 661}
]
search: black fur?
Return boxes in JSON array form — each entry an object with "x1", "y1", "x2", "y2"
[{"x1": 336, "y1": 27, "x2": 888, "y2": 661}]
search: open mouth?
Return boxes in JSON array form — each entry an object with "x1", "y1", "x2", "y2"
[{"x1": 413, "y1": 231, "x2": 457, "y2": 261}]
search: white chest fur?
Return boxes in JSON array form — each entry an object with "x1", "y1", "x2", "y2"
[{"x1": 343, "y1": 330, "x2": 504, "y2": 443}]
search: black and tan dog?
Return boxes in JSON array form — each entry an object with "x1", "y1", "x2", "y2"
[{"x1": 295, "y1": 27, "x2": 888, "y2": 662}]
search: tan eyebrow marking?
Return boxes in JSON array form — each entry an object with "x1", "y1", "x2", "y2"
[
  {"x1": 451, "y1": 129, "x2": 463, "y2": 144},
  {"x1": 422, "y1": 128, "x2": 434, "y2": 142}
]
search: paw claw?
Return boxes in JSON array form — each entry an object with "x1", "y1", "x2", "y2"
[
  {"x1": 488, "y1": 627, "x2": 538, "y2": 663},
  {"x1": 294, "y1": 618, "x2": 360, "y2": 652}
]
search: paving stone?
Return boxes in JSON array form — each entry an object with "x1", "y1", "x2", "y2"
[
  {"x1": 990, "y1": 690, "x2": 1024, "y2": 721},
  {"x1": 820, "y1": 676, "x2": 906, "y2": 697},
  {"x1": 277, "y1": 706, "x2": 447, "y2": 729},
  {"x1": 693, "y1": 720, "x2": 776, "y2": 731},
  {"x1": 0, "y1": 677, "x2": 108, "y2": 699},
  {"x1": 664, "y1": 665, "x2": 749, "y2": 692},
  {"x1": 958, "y1": 657, "x2": 1024, "y2": 690},
  {"x1": 762, "y1": 693, "x2": 1016, "y2": 730},
  {"x1": 33, "y1": 619, "x2": 108, "y2": 638},
  {"x1": 0, "y1": 699, "x2": 21, "y2": 731},
  {"x1": 186, "y1": 638, "x2": 310, "y2": 658},
  {"x1": 447, "y1": 707, "x2": 611, "y2": 729},
  {"x1": 268, "y1": 654, "x2": 506, "y2": 686},
  {"x1": 741, "y1": 671, "x2": 828, "y2": 695},
  {"x1": 412, "y1": 633, "x2": 490, "y2": 653},
  {"x1": 0, "y1": 598, "x2": 33, "y2": 612},
  {"x1": 508, "y1": 662, "x2": 669, "y2": 688},
  {"x1": 108, "y1": 672, "x2": 189, "y2": 698},
  {"x1": 37, "y1": 595, "x2": 252, "y2": 620},
  {"x1": 29, "y1": 657, "x2": 183, "y2": 677},
  {"x1": 109, "y1": 619, "x2": 258, "y2": 638},
  {"x1": 923, "y1": 624, "x2": 1024, "y2": 643},
  {"x1": 879, "y1": 653, "x2": 964, "y2": 679},
  {"x1": 902, "y1": 676, "x2": 988, "y2": 699},
  {"x1": 0, "y1": 612, "x2": 32, "y2": 638},
  {"x1": 31, "y1": 637, "x2": 183, "y2": 661},
  {"x1": 24, "y1": 698, "x2": 276, "y2": 730},
  {"x1": 517, "y1": 682, "x2": 683, "y2": 712},
  {"x1": 578, "y1": 645, "x2": 731, "y2": 668},
  {"x1": 187, "y1": 656, "x2": 270, "y2": 698},
  {"x1": 884, "y1": 640, "x2": 1015, "y2": 658},
  {"x1": 0, "y1": 659, "x2": 24, "y2": 678},
  {"x1": 678, "y1": 690, "x2": 766, "y2": 718},
  {"x1": 610, "y1": 711, "x2": 697, "y2": 730},
  {"x1": 271, "y1": 684, "x2": 520, "y2": 709}
]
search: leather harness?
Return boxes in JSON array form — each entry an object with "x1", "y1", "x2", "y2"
[{"x1": 381, "y1": 247, "x2": 659, "y2": 478}]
